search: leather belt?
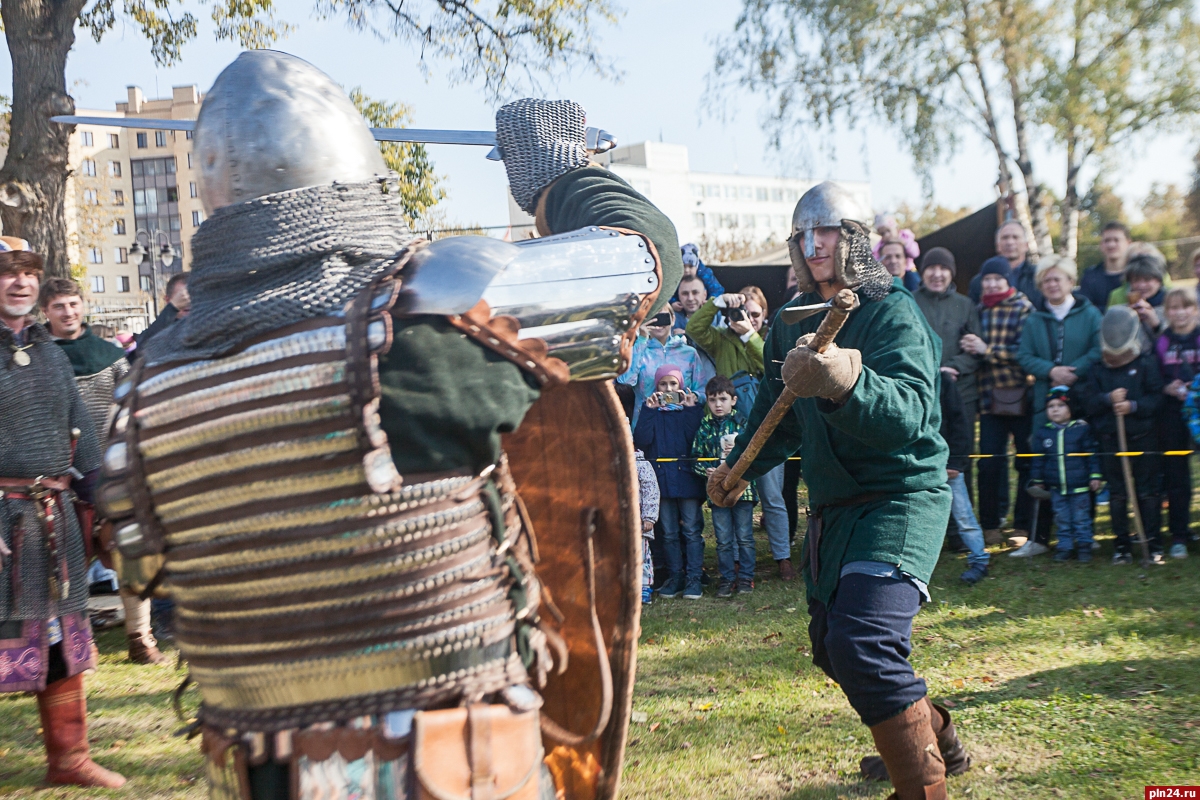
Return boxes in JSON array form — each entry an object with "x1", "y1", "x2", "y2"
[{"x1": 0, "y1": 474, "x2": 74, "y2": 603}]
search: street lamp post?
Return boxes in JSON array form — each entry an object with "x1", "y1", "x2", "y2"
[{"x1": 128, "y1": 229, "x2": 177, "y2": 321}]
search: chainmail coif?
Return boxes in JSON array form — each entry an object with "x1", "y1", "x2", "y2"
[
  {"x1": 142, "y1": 180, "x2": 418, "y2": 366},
  {"x1": 495, "y1": 98, "x2": 590, "y2": 215},
  {"x1": 789, "y1": 221, "x2": 893, "y2": 302}
]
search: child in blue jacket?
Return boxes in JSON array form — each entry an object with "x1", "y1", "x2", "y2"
[
  {"x1": 633, "y1": 365, "x2": 706, "y2": 599},
  {"x1": 1028, "y1": 386, "x2": 1103, "y2": 561}
]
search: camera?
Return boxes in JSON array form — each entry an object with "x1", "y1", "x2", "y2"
[
  {"x1": 648, "y1": 311, "x2": 673, "y2": 328},
  {"x1": 658, "y1": 390, "x2": 685, "y2": 405},
  {"x1": 725, "y1": 307, "x2": 746, "y2": 323}
]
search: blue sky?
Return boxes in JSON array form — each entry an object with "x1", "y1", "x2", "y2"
[{"x1": 9, "y1": 0, "x2": 1192, "y2": 229}]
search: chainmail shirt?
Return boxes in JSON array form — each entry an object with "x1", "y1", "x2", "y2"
[
  {"x1": 142, "y1": 180, "x2": 418, "y2": 366},
  {"x1": 495, "y1": 99, "x2": 590, "y2": 215},
  {"x1": 75, "y1": 360, "x2": 129, "y2": 450},
  {"x1": 0, "y1": 322, "x2": 100, "y2": 620}
]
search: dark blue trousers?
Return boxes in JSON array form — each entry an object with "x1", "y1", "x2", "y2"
[{"x1": 807, "y1": 572, "x2": 928, "y2": 727}]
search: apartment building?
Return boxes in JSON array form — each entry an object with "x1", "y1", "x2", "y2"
[
  {"x1": 506, "y1": 140, "x2": 871, "y2": 249},
  {"x1": 65, "y1": 84, "x2": 205, "y2": 332}
]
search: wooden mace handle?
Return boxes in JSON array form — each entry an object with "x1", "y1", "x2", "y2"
[{"x1": 721, "y1": 289, "x2": 858, "y2": 491}]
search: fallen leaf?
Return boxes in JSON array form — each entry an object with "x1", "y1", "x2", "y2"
[
  {"x1": 785, "y1": 607, "x2": 797, "y2": 613},
  {"x1": 749, "y1": 753, "x2": 768, "y2": 761},
  {"x1": 631, "y1": 711, "x2": 648, "y2": 723},
  {"x1": 628, "y1": 739, "x2": 640, "y2": 747},
  {"x1": 961, "y1": 696, "x2": 975, "y2": 702},
  {"x1": 690, "y1": 618, "x2": 698, "y2": 623},
  {"x1": 697, "y1": 702, "x2": 714, "y2": 711},
  {"x1": 708, "y1": 686, "x2": 718, "y2": 694},
  {"x1": 681, "y1": 741, "x2": 692, "y2": 750},
  {"x1": 777, "y1": 726, "x2": 786, "y2": 734},
  {"x1": 1026, "y1": 682, "x2": 1043, "y2": 688},
  {"x1": 649, "y1": 723, "x2": 660, "y2": 732},
  {"x1": 1124, "y1": 667, "x2": 1138, "y2": 672},
  {"x1": 763, "y1": 632, "x2": 782, "y2": 641},
  {"x1": 952, "y1": 678, "x2": 965, "y2": 689},
  {"x1": 942, "y1": 699, "x2": 957, "y2": 708},
  {"x1": 1170, "y1": 738, "x2": 1183, "y2": 745},
  {"x1": 984, "y1": 765, "x2": 994, "y2": 774},
  {"x1": 981, "y1": 676, "x2": 995, "y2": 683}
]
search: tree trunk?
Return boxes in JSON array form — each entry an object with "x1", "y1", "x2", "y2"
[
  {"x1": 0, "y1": 0, "x2": 87, "y2": 279},
  {"x1": 1061, "y1": 142, "x2": 1082, "y2": 260}
]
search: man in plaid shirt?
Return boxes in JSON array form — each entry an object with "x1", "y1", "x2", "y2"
[{"x1": 960, "y1": 257, "x2": 1036, "y2": 544}]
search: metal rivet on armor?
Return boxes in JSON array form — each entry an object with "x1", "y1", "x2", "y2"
[
  {"x1": 104, "y1": 441, "x2": 128, "y2": 473},
  {"x1": 114, "y1": 521, "x2": 144, "y2": 551},
  {"x1": 644, "y1": 258, "x2": 653, "y2": 264},
  {"x1": 637, "y1": 241, "x2": 645, "y2": 247}
]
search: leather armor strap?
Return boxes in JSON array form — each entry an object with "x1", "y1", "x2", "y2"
[{"x1": 447, "y1": 301, "x2": 570, "y2": 387}]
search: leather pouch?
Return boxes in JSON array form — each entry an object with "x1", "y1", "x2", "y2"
[
  {"x1": 413, "y1": 704, "x2": 542, "y2": 800},
  {"x1": 990, "y1": 385, "x2": 1029, "y2": 416}
]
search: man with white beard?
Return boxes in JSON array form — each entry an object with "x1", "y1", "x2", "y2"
[{"x1": 0, "y1": 238, "x2": 121, "y2": 787}]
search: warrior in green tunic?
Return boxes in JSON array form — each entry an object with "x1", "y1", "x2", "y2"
[{"x1": 708, "y1": 183, "x2": 971, "y2": 800}]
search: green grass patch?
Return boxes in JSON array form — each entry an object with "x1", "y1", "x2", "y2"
[{"x1": 2, "y1": 510, "x2": 1197, "y2": 798}]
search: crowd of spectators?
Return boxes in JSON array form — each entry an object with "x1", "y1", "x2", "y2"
[{"x1": 628, "y1": 226, "x2": 1200, "y2": 602}]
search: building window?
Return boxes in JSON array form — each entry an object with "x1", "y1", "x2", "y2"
[
  {"x1": 724, "y1": 186, "x2": 737, "y2": 198},
  {"x1": 117, "y1": 275, "x2": 130, "y2": 292},
  {"x1": 185, "y1": 129, "x2": 193, "y2": 140},
  {"x1": 192, "y1": 210, "x2": 203, "y2": 227},
  {"x1": 705, "y1": 184, "x2": 720, "y2": 198},
  {"x1": 756, "y1": 187, "x2": 769, "y2": 202},
  {"x1": 90, "y1": 275, "x2": 105, "y2": 293},
  {"x1": 691, "y1": 184, "x2": 704, "y2": 198},
  {"x1": 81, "y1": 159, "x2": 97, "y2": 177},
  {"x1": 720, "y1": 214, "x2": 738, "y2": 229},
  {"x1": 187, "y1": 153, "x2": 193, "y2": 169},
  {"x1": 189, "y1": 181, "x2": 198, "y2": 198},
  {"x1": 785, "y1": 189, "x2": 799, "y2": 202},
  {"x1": 136, "y1": 132, "x2": 148, "y2": 148},
  {"x1": 757, "y1": 214, "x2": 770, "y2": 229},
  {"x1": 88, "y1": 247, "x2": 103, "y2": 264},
  {"x1": 81, "y1": 131, "x2": 93, "y2": 147},
  {"x1": 108, "y1": 133, "x2": 120, "y2": 148},
  {"x1": 741, "y1": 215, "x2": 755, "y2": 228},
  {"x1": 113, "y1": 218, "x2": 126, "y2": 235},
  {"x1": 82, "y1": 189, "x2": 99, "y2": 205},
  {"x1": 155, "y1": 131, "x2": 167, "y2": 147},
  {"x1": 108, "y1": 161, "x2": 122, "y2": 177},
  {"x1": 692, "y1": 213, "x2": 705, "y2": 228},
  {"x1": 170, "y1": 215, "x2": 181, "y2": 231},
  {"x1": 115, "y1": 247, "x2": 128, "y2": 264},
  {"x1": 739, "y1": 186, "x2": 754, "y2": 200},
  {"x1": 771, "y1": 188, "x2": 783, "y2": 203},
  {"x1": 166, "y1": 186, "x2": 179, "y2": 202},
  {"x1": 112, "y1": 190, "x2": 125, "y2": 206},
  {"x1": 140, "y1": 275, "x2": 153, "y2": 291}
]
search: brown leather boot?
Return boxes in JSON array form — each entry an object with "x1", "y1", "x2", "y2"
[
  {"x1": 37, "y1": 673, "x2": 127, "y2": 788},
  {"x1": 866, "y1": 700, "x2": 945, "y2": 799},
  {"x1": 862, "y1": 698, "x2": 972, "y2": 781},
  {"x1": 127, "y1": 632, "x2": 170, "y2": 665},
  {"x1": 777, "y1": 558, "x2": 796, "y2": 581}
]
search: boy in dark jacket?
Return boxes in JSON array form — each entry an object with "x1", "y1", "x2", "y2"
[
  {"x1": 940, "y1": 376, "x2": 990, "y2": 584},
  {"x1": 1079, "y1": 306, "x2": 1166, "y2": 564},
  {"x1": 693, "y1": 375, "x2": 757, "y2": 597},
  {"x1": 633, "y1": 364, "x2": 707, "y2": 598},
  {"x1": 1029, "y1": 386, "x2": 1103, "y2": 561}
]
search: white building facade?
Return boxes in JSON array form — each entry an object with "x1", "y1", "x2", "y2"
[{"x1": 506, "y1": 140, "x2": 871, "y2": 249}]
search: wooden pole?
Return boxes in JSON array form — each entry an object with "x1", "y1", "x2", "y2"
[
  {"x1": 722, "y1": 289, "x2": 858, "y2": 491},
  {"x1": 1115, "y1": 411, "x2": 1152, "y2": 566}
]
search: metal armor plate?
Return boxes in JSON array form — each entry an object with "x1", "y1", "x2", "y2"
[{"x1": 400, "y1": 227, "x2": 661, "y2": 380}]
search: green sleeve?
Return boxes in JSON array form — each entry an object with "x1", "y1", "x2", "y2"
[
  {"x1": 746, "y1": 332, "x2": 765, "y2": 374},
  {"x1": 724, "y1": 323, "x2": 804, "y2": 479},
  {"x1": 541, "y1": 166, "x2": 682, "y2": 314},
  {"x1": 378, "y1": 315, "x2": 541, "y2": 474},
  {"x1": 817, "y1": 297, "x2": 941, "y2": 453},
  {"x1": 1017, "y1": 319, "x2": 1055, "y2": 380},
  {"x1": 685, "y1": 299, "x2": 722, "y2": 353}
]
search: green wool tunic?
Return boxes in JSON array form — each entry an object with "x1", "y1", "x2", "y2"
[
  {"x1": 726, "y1": 282, "x2": 951, "y2": 605},
  {"x1": 378, "y1": 166, "x2": 683, "y2": 475}
]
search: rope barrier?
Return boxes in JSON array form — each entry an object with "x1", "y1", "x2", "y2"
[{"x1": 651, "y1": 450, "x2": 1199, "y2": 462}]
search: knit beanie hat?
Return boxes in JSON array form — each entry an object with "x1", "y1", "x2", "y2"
[
  {"x1": 920, "y1": 247, "x2": 956, "y2": 277},
  {"x1": 979, "y1": 256, "x2": 1013, "y2": 286},
  {"x1": 681, "y1": 243, "x2": 701, "y2": 269},
  {"x1": 1046, "y1": 385, "x2": 1072, "y2": 405},
  {"x1": 654, "y1": 364, "x2": 684, "y2": 387}
]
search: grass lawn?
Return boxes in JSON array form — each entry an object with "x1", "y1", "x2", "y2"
[{"x1": 2, "y1": 501, "x2": 1198, "y2": 798}]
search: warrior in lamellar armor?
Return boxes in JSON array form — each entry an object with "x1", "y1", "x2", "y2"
[
  {"x1": 97, "y1": 50, "x2": 681, "y2": 800},
  {"x1": 0, "y1": 238, "x2": 126, "y2": 788}
]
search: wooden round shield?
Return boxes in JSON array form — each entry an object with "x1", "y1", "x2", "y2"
[{"x1": 502, "y1": 380, "x2": 641, "y2": 800}]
